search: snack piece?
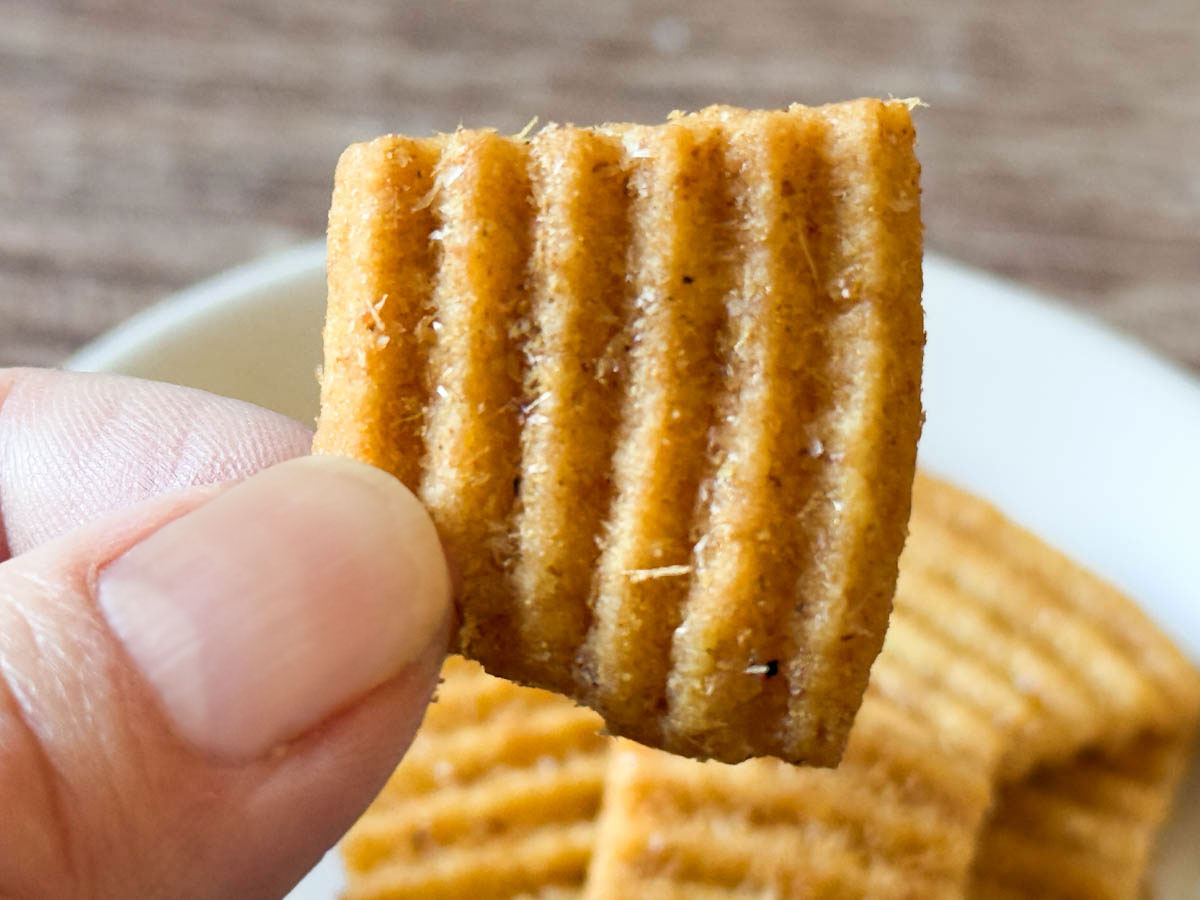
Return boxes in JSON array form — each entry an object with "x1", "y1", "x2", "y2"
[
  {"x1": 902, "y1": 473, "x2": 1200, "y2": 781},
  {"x1": 890, "y1": 475, "x2": 1200, "y2": 897},
  {"x1": 584, "y1": 600, "x2": 1010, "y2": 900},
  {"x1": 585, "y1": 688, "x2": 996, "y2": 900},
  {"x1": 340, "y1": 657, "x2": 607, "y2": 900},
  {"x1": 315, "y1": 98, "x2": 925, "y2": 765},
  {"x1": 968, "y1": 735, "x2": 1193, "y2": 900}
]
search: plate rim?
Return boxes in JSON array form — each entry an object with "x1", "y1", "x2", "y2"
[
  {"x1": 67, "y1": 242, "x2": 1200, "y2": 399},
  {"x1": 68, "y1": 241, "x2": 328, "y2": 374}
]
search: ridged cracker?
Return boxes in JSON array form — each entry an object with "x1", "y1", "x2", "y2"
[
  {"x1": 340, "y1": 657, "x2": 606, "y2": 900},
  {"x1": 315, "y1": 99, "x2": 925, "y2": 764},
  {"x1": 969, "y1": 734, "x2": 1193, "y2": 899}
]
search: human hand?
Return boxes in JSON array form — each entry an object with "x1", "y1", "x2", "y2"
[{"x1": 0, "y1": 369, "x2": 452, "y2": 899}]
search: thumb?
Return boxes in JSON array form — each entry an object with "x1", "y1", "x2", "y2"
[{"x1": 0, "y1": 456, "x2": 451, "y2": 899}]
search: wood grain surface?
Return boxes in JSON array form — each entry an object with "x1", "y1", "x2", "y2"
[{"x1": 2, "y1": 0, "x2": 1198, "y2": 371}]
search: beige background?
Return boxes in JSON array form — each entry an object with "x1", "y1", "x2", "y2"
[{"x1": 2, "y1": 0, "x2": 1198, "y2": 372}]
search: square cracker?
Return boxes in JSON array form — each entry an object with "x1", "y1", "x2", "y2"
[
  {"x1": 315, "y1": 99, "x2": 925, "y2": 765},
  {"x1": 901, "y1": 474, "x2": 1200, "y2": 781}
]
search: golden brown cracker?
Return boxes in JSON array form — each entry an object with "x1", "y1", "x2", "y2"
[
  {"x1": 897, "y1": 474, "x2": 1200, "y2": 896},
  {"x1": 585, "y1": 690, "x2": 995, "y2": 900},
  {"x1": 903, "y1": 473, "x2": 1200, "y2": 779},
  {"x1": 340, "y1": 657, "x2": 606, "y2": 900},
  {"x1": 584, "y1": 613, "x2": 1010, "y2": 899},
  {"x1": 315, "y1": 99, "x2": 925, "y2": 765},
  {"x1": 968, "y1": 734, "x2": 1193, "y2": 900}
]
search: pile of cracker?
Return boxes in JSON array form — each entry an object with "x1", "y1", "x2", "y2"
[
  {"x1": 314, "y1": 99, "x2": 1200, "y2": 899},
  {"x1": 338, "y1": 475, "x2": 1199, "y2": 899}
]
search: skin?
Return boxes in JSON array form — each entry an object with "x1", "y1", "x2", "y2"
[{"x1": 0, "y1": 368, "x2": 451, "y2": 899}]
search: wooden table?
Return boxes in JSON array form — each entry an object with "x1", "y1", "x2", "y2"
[{"x1": 3, "y1": 0, "x2": 1198, "y2": 372}]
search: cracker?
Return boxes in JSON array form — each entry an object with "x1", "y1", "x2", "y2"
[
  {"x1": 340, "y1": 657, "x2": 607, "y2": 900},
  {"x1": 315, "y1": 99, "x2": 925, "y2": 764},
  {"x1": 583, "y1": 597, "x2": 1009, "y2": 899},
  {"x1": 903, "y1": 473, "x2": 1200, "y2": 780},
  {"x1": 969, "y1": 734, "x2": 1193, "y2": 900},
  {"x1": 585, "y1": 689, "x2": 995, "y2": 900},
  {"x1": 893, "y1": 475, "x2": 1200, "y2": 896}
]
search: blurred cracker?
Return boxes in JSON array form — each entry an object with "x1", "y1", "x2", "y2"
[
  {"x1": 585, "y1": 679, "x2": 997, "y2": 899},
  {"x1": 585, "y1": 475, "x2": 1200, "y2": 896},
  {"x1": 969, "y1": 733, "x2": 1193, "y2": 900},
  {"x1": 901, "y1": 473, "x2": 1200, "y2": 780},
  {"x1": 898, "y1": 474, "x2": 1200, "y2": 896},
  {"x1": 341, "y1": 657, "x2": 606, "y2": 900}
]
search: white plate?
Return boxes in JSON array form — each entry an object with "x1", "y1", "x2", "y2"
[{"x1": 69, "y1": 242, "x2": 1200, "y2": 897}]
